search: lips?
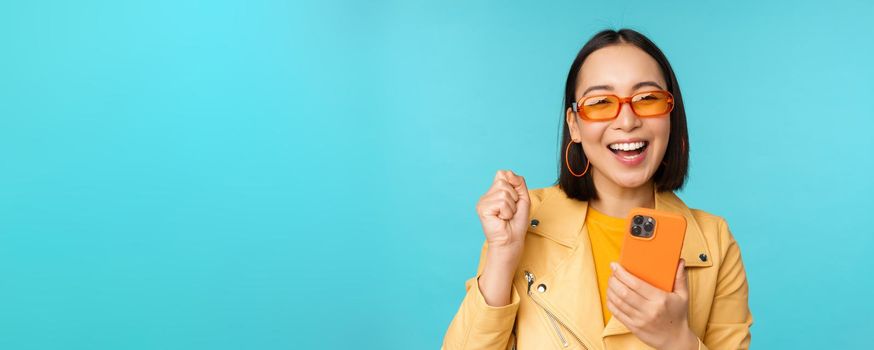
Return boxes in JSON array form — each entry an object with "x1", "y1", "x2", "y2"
[{"x1": 607, "y1": 140, "x2": 649, "y2": 166}]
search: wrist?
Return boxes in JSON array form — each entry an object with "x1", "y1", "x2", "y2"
[
  {"x1": 657, "y1": 327, "x2": 696, "y2": 350},
  {"x1": 478, "y1": 263, "x2": 516, "y2": 307},
  {"x1": 487, "y1": 240, "x2": 523, "y2": 256},
  {"x1": 677, "y1": 327, "x2": 698, "y2": 350},
  {"x1": 482, "y1": 257, "x2": 518, "y2": 281},
  {"x1": 486, "y1": 245, "x2": 522, "y2": 266},
  {"x1": 481, "y1": 251, "x2": 519, "y2": 283}
]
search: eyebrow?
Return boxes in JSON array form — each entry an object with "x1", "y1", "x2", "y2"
[{"x1": 581, "y1": 81, "x2": 664, "y2": 96}]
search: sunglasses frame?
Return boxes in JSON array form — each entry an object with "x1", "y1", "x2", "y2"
[{"x1": 571, "y1": 90, "x2": 675, "y2": 121}]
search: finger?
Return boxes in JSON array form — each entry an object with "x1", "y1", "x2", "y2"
[
  {"x1": 495, "y1": 199, "x2": 517, "y2": 220},
  {"x1": 610, "y1": 262, "x2": 660, "y2": 300},
  {"x1": 516, "y1": 176, "x2": 531, "y2": 203},
  {"x1": 492, "y1": 170, "x2": 507, "y2": 184},
  {"x1": 480, "y1": 197, "x2": 517, "y2": 219},
  {"x1": 497, "y1": 186, "x2": 519, "y2": 203},
  {"x1": 486, "y1": 179, "x2": 519, "y2": 202},
  {"x1": 503, "y1": 170, "x2": 521, "y2": 187},
  {"x1": 484, "y1": 185, "x2": 518, "y2": 203},
  {"x1": 483, "y1": 203, "x2": 514, "y2": 221},
  {"x1": 607, "y1": 298, "x2": 638, "y2": 331},
  {"x1": 673, "y1": 258, "x2": 689, "y2": 298},
  {"x1": 480, "y1": 185, "x2": 516, "y2": 212},
  {"x1": 607, "y1": 275, "x2": 645, "y2": 314},
  {"x1": 607, "y1": 277, "x2": 643, "y2": 317},
  {"x1": 493, "y1": 170, "x2": 515, "y2": 187},
  {"x1": 507, "y1": 171, "x2": 528, "y2": 201}
]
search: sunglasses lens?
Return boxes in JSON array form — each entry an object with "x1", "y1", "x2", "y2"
[
  {"x1": 581, "y1": 95, "x2": 620, "y2": 120},
  {"x1": 631, "y1": 91, "x2": 673, "y2": 116}
]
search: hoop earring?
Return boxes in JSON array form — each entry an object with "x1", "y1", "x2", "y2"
[{"x1": 565, "y1": 141, "x2": 590, "y2": 177}]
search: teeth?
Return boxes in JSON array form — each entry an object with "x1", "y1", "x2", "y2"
[{"x1": 609, "y1": 141, "x2": 647, "y2": 151}]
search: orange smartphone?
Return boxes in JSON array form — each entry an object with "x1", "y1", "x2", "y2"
[{"x1": 618, "y1": 208, "x2": 687, "y2": 292}]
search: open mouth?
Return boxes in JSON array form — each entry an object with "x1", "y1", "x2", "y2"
[{"x1": 608, "y1": 141, "x2": 649, "y2": 158}]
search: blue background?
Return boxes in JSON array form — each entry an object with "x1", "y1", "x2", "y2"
[{"x1": 1, "y1": 0, "x2": 872, "y2": 349}]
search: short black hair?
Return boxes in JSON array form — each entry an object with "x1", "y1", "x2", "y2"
[{"x1": 557, "y1": 28, "x2": 689, "y2": 201}]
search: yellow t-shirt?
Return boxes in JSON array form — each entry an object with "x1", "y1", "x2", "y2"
[{"x1": 585, "y1": 206, "x2": 627, "y2": 325}]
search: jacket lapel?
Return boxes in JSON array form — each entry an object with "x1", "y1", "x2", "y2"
[
  {"x1": 654, "y1": 190, "x2": 713, "y2": 268},
  {"x1": 524, "y1": 187, "x2": 604, "y2": 348}
]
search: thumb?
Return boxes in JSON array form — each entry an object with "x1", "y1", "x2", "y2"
[
  {"x1": 673, "y1": 259, "x2": 688, "y2": 297},
  {"x1": 507, "y1": 172, "x2": 531, "y2": 231},
  {"x1": 509, "y1": 172, "x2": 530, "y2": 205}
]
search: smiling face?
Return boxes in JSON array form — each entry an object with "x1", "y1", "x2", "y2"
[{"x1": 565, "y1": 44, "x2": 671, "y2": 190}]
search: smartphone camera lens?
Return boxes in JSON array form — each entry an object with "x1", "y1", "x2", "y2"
[
  {"x1": 643, "y1": 221, "x2": 654, "y2": 232},
  {"x1": 633, "y1": 215, "x2": 644, "y2": 225},
  {"x1": 631, "y1": 225, "x2": 642, "y2": 236}
]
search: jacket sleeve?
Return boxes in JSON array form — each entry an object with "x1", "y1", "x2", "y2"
[
  {"x1": 442, "y1": 241, "x2": 520, "y2": 350},
  {"x1": 700, "y1": 219, "x2": 754, "y2": 350}
]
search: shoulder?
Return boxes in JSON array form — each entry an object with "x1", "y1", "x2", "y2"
[
  {"x1": 526, "y1": 184, "x2": 562, "y2": 208},
  {"x1": 687, "y1": 206, "x2": 741, "y2": 255},
  {"x1": 688, "y1": 208, "x2": 727, "y2": 233}
]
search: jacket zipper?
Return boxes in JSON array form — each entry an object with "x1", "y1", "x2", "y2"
[
  {"x1": 525, "y1": 271, "x2": 590, "y2": 350},
  {"x1": 547, "y1": 309, "x2": 569, "y2": 347}
]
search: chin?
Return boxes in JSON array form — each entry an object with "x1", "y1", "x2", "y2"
[{"x1": 608, "y1": 171, "x2": 653, "y2": 189}]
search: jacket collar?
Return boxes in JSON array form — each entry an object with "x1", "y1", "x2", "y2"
[{"x1": 529, "y1": 185, "x2": 712, "y2": 267}]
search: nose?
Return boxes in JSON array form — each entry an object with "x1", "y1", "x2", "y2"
[{"x1": 611, "y1": 101, "x2": 642, "y2": 132}]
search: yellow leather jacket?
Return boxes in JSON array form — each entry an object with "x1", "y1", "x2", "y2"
[{"x1": 442, "y1": 185, "x2": 752, "y2": 349}]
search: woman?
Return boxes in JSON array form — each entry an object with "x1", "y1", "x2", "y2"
[{"x1": 442, "y1": 29, "x2": 752, "y2": 350}]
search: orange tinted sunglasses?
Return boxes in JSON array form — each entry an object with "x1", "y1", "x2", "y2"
[{"x1": 572, "y1": 90, "x2": 674, "y2": 121}]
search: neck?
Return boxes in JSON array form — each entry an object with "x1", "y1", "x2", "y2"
[{"x1": 588, "y1": 169, "x2": 655, "y2": 218}]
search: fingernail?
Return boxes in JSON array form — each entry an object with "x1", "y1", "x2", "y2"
[{"x1": 610, "y1": 262, "x2": 617, "y2": 271}]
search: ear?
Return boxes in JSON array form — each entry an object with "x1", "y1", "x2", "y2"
[{"x1": 566, "y1": 107, "x2": 581, "y2": 141}]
